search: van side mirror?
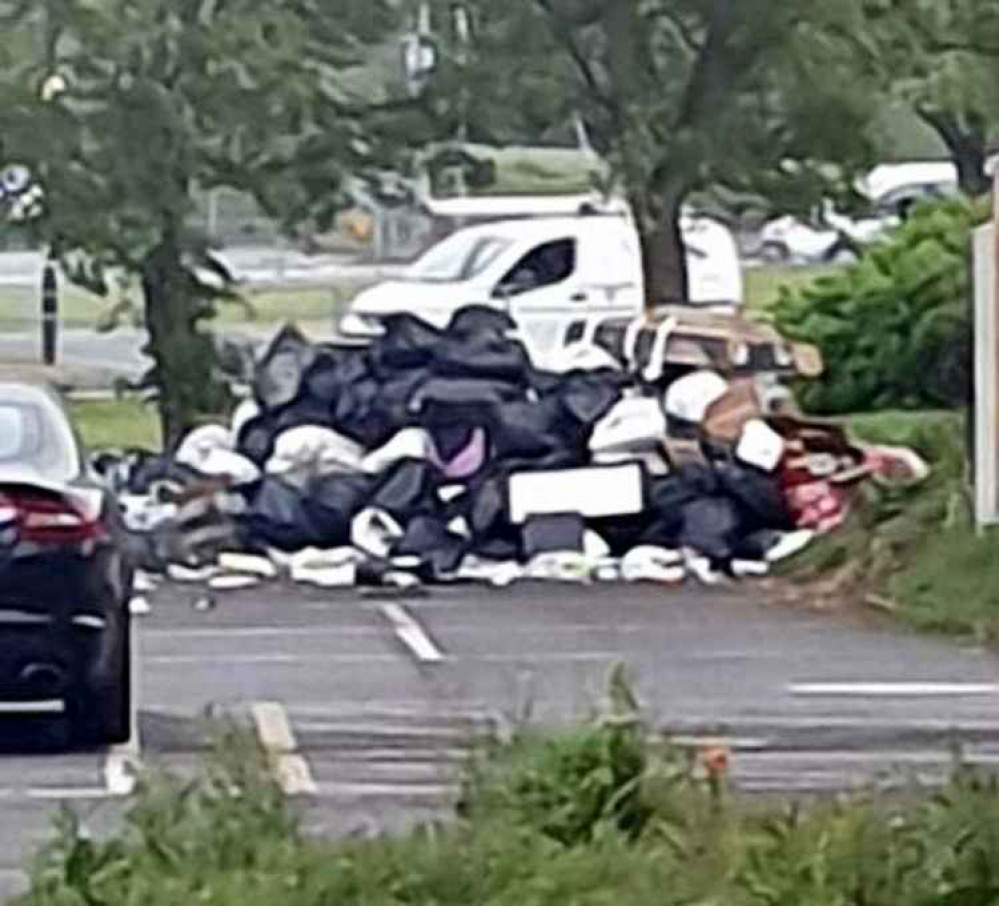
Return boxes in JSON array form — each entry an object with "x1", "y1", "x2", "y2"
[{"x1": 493, "y1": 269, "x2": 536, "y2": 300}]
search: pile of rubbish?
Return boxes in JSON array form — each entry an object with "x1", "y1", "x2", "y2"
[{"x1": 97, "y1": 306, "x2": 929, "y2": 592}]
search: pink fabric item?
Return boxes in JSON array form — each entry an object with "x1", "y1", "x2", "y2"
[
  {"x1": 430, "y1": 428, "x2": 489, "y2": 480},
  {"x1": 783, "y1": 480, "x2": 847, "y2": 534}
]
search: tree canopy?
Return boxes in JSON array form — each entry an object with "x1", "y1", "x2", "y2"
[
  {"x1": 855, "y1": 0, "x2": 999, "y2": 196},
  {"x1": 0, "y1": 0, "x2": 403, "y2": 442},
  {"x1": 424, "y1": 0, "x2": 883, "y2": 302}
]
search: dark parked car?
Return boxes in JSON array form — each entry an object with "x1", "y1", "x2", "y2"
[{"x1": 0, "y1": 382, "x2": 131, "y2": 745}]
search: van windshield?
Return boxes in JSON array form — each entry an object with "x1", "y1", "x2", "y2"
[{"x1": 408, "y1": 233, "x2": 512, "y2": 283}]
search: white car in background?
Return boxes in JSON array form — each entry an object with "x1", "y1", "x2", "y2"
[{"x1": 759, "y1": 162, "x2": 960, "y2": 264}]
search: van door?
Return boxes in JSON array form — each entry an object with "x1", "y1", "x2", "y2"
[
  {"x1": 574, "y1": 219, "x2": 644, "y2": 318},
  {"x1": 493, "y1": 236, "x2": 583, "y2": 363}
]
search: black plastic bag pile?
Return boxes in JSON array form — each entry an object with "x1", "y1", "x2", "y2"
[{"x1": 98, "y1": 306, "x2": 804, "y2": 588}]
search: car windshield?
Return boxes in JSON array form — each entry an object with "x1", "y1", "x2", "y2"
[
  {"x1": 408, "y1": 233, "x2": 512, "y2": 283},
  {"x1": 0, "y1": 388, "x2": 81, "y2": 484}
]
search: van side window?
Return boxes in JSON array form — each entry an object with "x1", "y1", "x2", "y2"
[{"x1": 496, "y1": 239, "x2": 576, "y2": 297}]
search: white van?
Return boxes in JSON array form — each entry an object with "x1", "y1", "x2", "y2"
[{"x1": 339, "y1": 210, "x2": 743, "y2": 364}]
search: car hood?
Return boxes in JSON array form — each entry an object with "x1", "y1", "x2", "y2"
[
  {"x1": 0, "y1": 465, "x2": 75, "y2": 494},
  {"x1": 351, "y1": 280, "x2": 489, "y2": 321}
]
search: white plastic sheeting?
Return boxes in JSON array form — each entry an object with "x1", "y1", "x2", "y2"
[
  {"x1": 266, "y1": 426, "x2": 365, "y2": 480},
  {"x1": 589, "y1": 397, "x2": 667, "y2": 461},
  {"x1": 735, "y1": 419, "x2": 786, "y2": 473},
  {"x1": 664, "y1": 371, "x2": 729, "y2": 424}
]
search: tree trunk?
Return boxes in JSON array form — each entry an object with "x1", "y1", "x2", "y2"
[
  {"x1": 633, "y1": 191, "x2": 688, "y2": 309},
  {"x1": 951, "y1": 138, "x2": 990, "y2": 198},
  {"x1": 916, "y1": 107, "x2": 991, "y2": 198},
  {"x1": 140, "y1": 237, "x2": 229, "y2": 449}
]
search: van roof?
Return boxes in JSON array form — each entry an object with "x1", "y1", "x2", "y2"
[
  {"x1": 446, "y1": 214, "x2": 633, "y2": 243},
  {"x1": 424, "y1": 194, "x2": 626, "y2": 219}
]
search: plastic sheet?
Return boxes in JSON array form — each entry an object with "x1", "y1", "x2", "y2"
[
  {"x1": 242, "y1": 477, "x2": 324, "y2": 552},
  {"x1": 254, "y1": 325, "x2": 317, "y2": 412},
  {"x1": 589, "y1": 396, "x2": 667, "y2": 458},
  {"x1": 664, "y1": 371, "x2": 728, "y2": 424},
  {"x1": 305, "y1": 472, "x2": 378, "y2": 546},
  {"x1": 393, "y1": 515, "x2": 468, "y2": 577},
  {"x1": 522, "y1": 514, "x2": 586, "y2": 559},
  {"x1": 266, "y1": 426, "x2": 365, "y2": 483}
]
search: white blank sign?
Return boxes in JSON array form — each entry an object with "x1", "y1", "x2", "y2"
[{"x1": 508, "y1": 464, "x2": 645, "y2": 525}]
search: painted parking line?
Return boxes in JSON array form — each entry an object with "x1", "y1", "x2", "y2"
[
  {"x1": 105, "y1": 616, "x2": 143, "y2": 797},
  {"x1": 789, "y1": 682, "x2": 999, "y2": 698},
  {"x1": 251, "y1": 701, "x2": 317, "y2": 797},
  {"x1": 146, "y1": 626, "x2": 387, "y2": 640},
  {"x1": 145, "y1": 653, "x2": 402, "y2": 666},
  {"x1": 380, "y1": 604, "x2": 444, "y2": 664}
]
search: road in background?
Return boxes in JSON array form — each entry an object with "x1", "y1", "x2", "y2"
[
  {"x1": 0, "y1": 247, "x2": 407, "y2": 390},
  {"x1": 2, "y1": 583, "x2": 999, "y2": 898},
  {"x1": 0, "y1": 248, "x2": 404, "y2": 290}
]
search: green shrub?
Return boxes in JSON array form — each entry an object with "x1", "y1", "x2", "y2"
[
  {"x1": 21, "y1": 728, "x2": 303, "y2": 906},
  {"x1": 773, "y1": 200, "x2": 987, "y2": 415},
  {"x1": 463, "y1": 670, "x2": 658, "y2": 846},
  {"x1": 22, "y1": 714, "x2": 999, "y2": 906}
]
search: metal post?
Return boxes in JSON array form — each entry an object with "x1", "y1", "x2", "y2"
[
  {"x1": 993, "y1": 165, "x2": 999, "y2": 436},
  {"x1": 41, "y1": 261, "x2": 58, "y2": 366}
]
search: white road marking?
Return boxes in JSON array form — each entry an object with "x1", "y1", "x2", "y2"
[
  {"x1": 252, "y1": 701, "x2": 298, "y2": 753},
  {"x1": 669, "y1": 735, "x2": 772, "y2": 751},
  {"x1": 251, "y1": 702, "x2": 317, "y2": 797},
  {"x1": 146, "y1": 626, "x2": 386, "y2": 640},
  {"x1": 146, "y1": 654, "x2": 400, "y2": 666},
  {"x1": 789, "y1": 682, "x2": 999, "y2": 698},
  {"x1": 380, "y1": 604, "x2": 444, "y2": 664},
  {"x1": 103, "y1": 754, "x2": 138, "y2": 797},
  {"x1": 104, "y1": 616, "x2": 142, "y2": 797}
]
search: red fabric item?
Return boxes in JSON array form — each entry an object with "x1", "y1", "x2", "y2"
[{"x1": 779, "y1": 460, "x2": 848, "y2": 534}]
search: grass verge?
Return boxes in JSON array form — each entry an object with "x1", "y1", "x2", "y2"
[
  {"x1": 745, "y1": 263, "x2": 836, "y2": 313},
  {"x1": 18, "y1": 706, "x2": 999, "y2": 905},
  {"x1": 70, "y1": 398, "x2": 161, "y2": 451}
]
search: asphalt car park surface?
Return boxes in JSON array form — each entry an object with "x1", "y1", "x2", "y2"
[{"x1": 3, "y1": 582, "x2": 999, "y2": 900}]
